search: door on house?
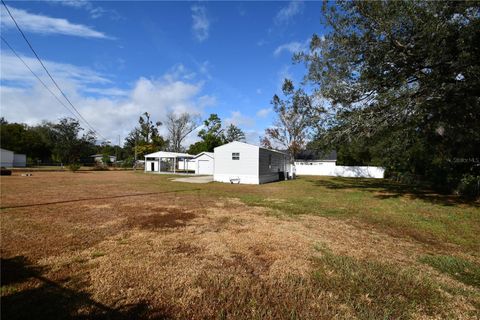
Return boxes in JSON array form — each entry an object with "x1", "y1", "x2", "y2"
[{"x1": 151, "y1": 162, "x2": 155, "y2": 171}]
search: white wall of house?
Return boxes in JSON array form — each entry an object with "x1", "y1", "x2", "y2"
[
  {"x1": 295, "y1": 161, "x2": 385, "y2": 179},
  {"x1": 1, "y1": 148, "x2": 14, "y2": 167},
  {"x1": 13, "y1": 154, "x2": 26, "y2": 167},
  {"x1": 1, "y1": 148, "x2": 26, "y2": 167},
  {"x1": 214, "y1": 142, "x2": 260, "y2": 184}
]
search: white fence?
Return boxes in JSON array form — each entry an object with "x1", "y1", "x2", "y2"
[{"x1": 294, "y1": 161, "x2": 385, "y2": 179}]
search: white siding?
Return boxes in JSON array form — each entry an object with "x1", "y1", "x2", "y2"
[
  {"x1": 195, "y1": 154, "x2": 214, "y2": 175},
  {"x1": 13, "y1": 154, "x2": 26, "y2": 167},
  {"x1": 0, "y1": 148, "x2": 14, "y2": 167},
  {"x1": 145, "y1": 159, "x2": 159, "y2": 172},
  {"x1": 214, "y1": 142, "x2": 260, "y2": 184}
]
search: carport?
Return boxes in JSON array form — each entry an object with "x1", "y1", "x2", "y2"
[{"x1": 144, "y1": 151, "x2": 195, "y2": 174}]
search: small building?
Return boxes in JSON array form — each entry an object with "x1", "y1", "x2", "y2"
[
  {"x1": 144, "y1": 151, "x2": 195, "y2": 173},
  {"x1": 191, "y1": 152, "x2": 214, "y2": 175},
  {"x1": 1, "y1": 148, "x2": 26, "y2": 167},
  {"x1": 213, "y1": 141, "x2": 289, "y2": 184},
  {"x1": 90, "y1": 154, "x2": 117, "y2": 164}
]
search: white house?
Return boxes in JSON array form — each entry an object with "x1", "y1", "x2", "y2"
[
  {"x1": 190, "y1": 152, "x2": 214, "y2": 175},
  {"x1": 213, "y1": 141, "x2": 290, "y2": 184},
  {"x1": 1, "y1": 148, "x2": 26, "y2": 167},
  {"x1": 90, "y1": 154, "x2": 117, "y2": 164}
]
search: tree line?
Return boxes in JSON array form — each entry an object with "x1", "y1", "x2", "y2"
[{"x1": 0, "y1": 112, "x2": 246, "y2": 167}]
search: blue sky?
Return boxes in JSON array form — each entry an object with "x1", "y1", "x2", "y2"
[{"x1": 1, "y1": 0, "x2": 326, "y2": 146}]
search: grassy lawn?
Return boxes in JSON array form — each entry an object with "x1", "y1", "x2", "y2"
[{"x1": 1, "y1": 171, "x2": 479, "y2": 319}]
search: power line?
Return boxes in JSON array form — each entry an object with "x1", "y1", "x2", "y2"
[
  {"x1": 1, "y1": 0, "x2": 108, "y2": 142},
  {"x1": 1, "y1": 36, "x2": 80, "y2": 120}
]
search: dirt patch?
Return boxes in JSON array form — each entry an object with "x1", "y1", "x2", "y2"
[{"x1": 126, "y1": 207, "x2": 196, "y2": 229}]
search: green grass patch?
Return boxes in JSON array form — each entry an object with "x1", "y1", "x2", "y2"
[
  {"x1": 419, "y1": 254, "x2": 480, "y2": 288},
  {"x1": 90, "y1": 251, "x2": 106, "y2": 258},
  {"x1": 224, "y1": 176, "x2": 480, "y2": 252},
  {"x1": 312, "y1": 246, "x2": 444, "y2": 319}
]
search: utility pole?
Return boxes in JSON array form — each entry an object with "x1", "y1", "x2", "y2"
[
  {"x1": 116, "y1": 135, "x2": 120, "y2": 162},
  {"x1": 134, "y1": 133, "x2": 137, "y2": 171}
]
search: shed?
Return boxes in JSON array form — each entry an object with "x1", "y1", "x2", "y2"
[
  {"x1": 191, "y1": 152, "x2": 214, "y2": 175},
  {"x1": 213, "y1": 141, "x2": 289, "y2": 184}
]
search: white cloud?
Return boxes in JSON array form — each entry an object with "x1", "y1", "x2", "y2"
[
  {"x1": 191, "y1": 5, "x2": 210, "y2": 42},
  {"x1": 1, "y1": 5, "x2": 110, "y2": 39},
  {"x1": 1, "y1": 52, "x2": 110, "y2": 87},
  {"x1": 274, "y1": 1, "x2": 304, "y2": 25},
  {"x1": 256, "y1": 108, "x2": 271, "y2": 118},
  {"x1": 274, "y1": 39, "x2": 309, "y2": 56},
  {"x1": 225, "y1": 111, "x2": 255, "y2": 128},
  {"x1": 0, "y1": 52, "x2": 216, "y2": 147},
  {"x1": 48, "y1": 0, "x2": 121, "y2": 20}
]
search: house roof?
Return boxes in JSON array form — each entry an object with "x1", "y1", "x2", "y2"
[
  {"x1": 214, "y1": 141, "x2": 288, "y2": 155},
  {"x1": 193, "y1": 152, "x2": 214, "y2": 159},
  {"x1": 90, "y1": 154, "x2": 116, "y2": 158},
  {"x1": 144, "y1": 151, "x2": 194, "y2": 158},
  {"x1": 295, "y1": 150, "x2": 337, "y2": 161}
]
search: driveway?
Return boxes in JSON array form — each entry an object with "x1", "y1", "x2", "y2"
[{"x1": 172, "y1": 175, "x2": 213, "y2": 184}]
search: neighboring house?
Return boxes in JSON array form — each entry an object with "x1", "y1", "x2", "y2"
[
  {"x1": 90, "y1": 154, "x2": 117, "y2": 164},
  {"x1": 190, "y1": 152, "x2": 214, "y2": 175},
  {"x1": 213, "y1": 141, "x2": 290, "y2": 184},
  {"x1": 0, "y1": 148, "x2": 26, "y2": 167}
]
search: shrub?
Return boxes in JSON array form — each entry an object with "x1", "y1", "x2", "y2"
[
  {"x1": 67, "y1": 163, "x2": 81, "y2": 172},
  {"x1": 456, "y1": 174, "x2": 480, "y2": 199},
  {"x1": 1, "y1": 167, "x2": 12, "y2": 176},
  {"x1": 121, "y1": 157, "x2": 134, "y2": 168}
]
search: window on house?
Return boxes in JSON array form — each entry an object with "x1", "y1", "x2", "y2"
[{"x1": 232, "y1": 152, "x2": 240, "y2": 160}]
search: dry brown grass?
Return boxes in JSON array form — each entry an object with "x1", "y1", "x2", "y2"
[{"x1": 1, "y1": 171, "x2": 479, "y2": 319}]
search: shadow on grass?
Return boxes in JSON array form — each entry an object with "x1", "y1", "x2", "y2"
[
  {"x1": 311, "y1": 177, "x2": 479, "y2": 207},
  {"x1": 1, "y1": 256, "x2": 171, "y2": 320},
  {"x1": 0, "y1": 189, "x2": 199, "y2": 210}
]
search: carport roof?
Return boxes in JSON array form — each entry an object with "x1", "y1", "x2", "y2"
[{"x1": 144, "y1": 151, "x2": 194, "y2": 158}]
